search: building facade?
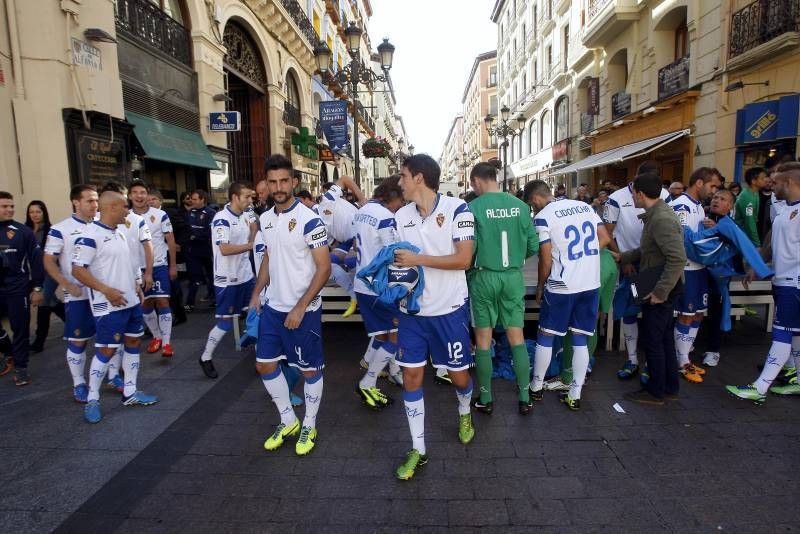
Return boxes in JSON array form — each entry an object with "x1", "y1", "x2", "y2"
[
  {"x1": 439, "y1": 115, "x2": 465, "y2": 196},
  {"x1": 462, "y1": 51, "x2": 499, "y2": 173},
  {"x1": 0, "y1": 0, "x2": 404, "y2": 220}
]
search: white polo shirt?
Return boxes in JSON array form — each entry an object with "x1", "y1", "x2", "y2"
[
  {"x1": 604, "y1": 183, "x2": 670, "y2": 252},
  {"x1": 135, "y1": 207, "x2": 173, "y2": 267},
  {"x1": 45, "y1": 215, "x2": 92, "y2": 302},
  {"x1": 353, "y1": 200, "x2": 398, "y2": 296},
  {"x1": 212, "y1": 204, "x2": 254, "y2": 287},
  {"x1": 771, "y1": 199, "x2": 800, "y2": 288},
  {"x1": 669, "y1": 192, "x2": 706, "y2": 271}
]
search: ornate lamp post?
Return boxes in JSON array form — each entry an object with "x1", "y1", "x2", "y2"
[
  {"x1": 484, "y1": 106, "x2": 524, "y2": 192},
  {"x1": 314, "y1": 24, "x2": 395, "y2": 187}
]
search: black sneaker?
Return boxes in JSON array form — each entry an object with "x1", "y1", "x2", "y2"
[
  {"x1": 518, "y1": 398, "x2": 533, "y2": 415},
  {"x1": 13, "y1": 368, "x2": 30, "y2": 387},
  {"x1": 471, "y1": 398, "x2": 493, "y2": 415},
  {"x1": 184, "y1": 304, "x2": 194, "y2": 313},
  {"x1": 528, "y1": 385, "x2": 544, "y2": 402},
  {"x1": 623, "y1": 389, "x2": 664, "y2": 406},
  {"x1": 199, "y1": 358, "x2": 218, "y2": 379}
]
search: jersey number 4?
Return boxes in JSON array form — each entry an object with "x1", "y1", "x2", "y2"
[{"x1": 565, "y1": 221, "x2": 598, "y2": 261}]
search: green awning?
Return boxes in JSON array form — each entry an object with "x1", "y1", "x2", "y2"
[{"x1": 126, "y1": 111, "x2": 219, "y2": 170}]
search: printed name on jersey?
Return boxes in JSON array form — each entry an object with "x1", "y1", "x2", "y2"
[
  {"x1": 553, "y1": 204, "x2": 592, "y2": 218},
  {"x1": 288, "y1": 218, "x2": 297, "y2": 232},
  {"x1": 457, "y1": 220, "x2": 474, "y2": 228},
  {"x1": 485, "y1": 207, "x2": 521, "y2": 218}
]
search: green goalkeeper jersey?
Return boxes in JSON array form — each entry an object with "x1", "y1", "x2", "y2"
[{"x1": 469, "y1": 191, "x2": 539, "y2": 271}]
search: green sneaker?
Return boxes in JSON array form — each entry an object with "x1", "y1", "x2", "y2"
[
  {"x1": 295, "y1": 426, "x2": 317, "y2": 456},
  {"x1": 395, "y1": 449, "x2": 428, "y2": 480},
  {"x1": 356, "y1": 385, "x2": 393, "y2": 409},
  {"x1": 725, "y1": 384, "x2": 766, "y2": 405},
  {"x1": 263, "y1": 419, "x2": 300, "y2": 451},
  {"x1": 776, "y1": 367, "x2": 797, "y2": 385},
  {"x1": 458, "y1": 413, "x2": 475, "y2": 444},
  {"x1": 769, "y1": 377, "x2": 800, "y2": 396},
  {"x1": 559, "y1": 393, "x2": 581, "y2": 411}
]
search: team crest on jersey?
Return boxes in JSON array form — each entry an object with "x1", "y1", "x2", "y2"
[
  {"x1": 124, "y1": 219, "x2": 131, "y2": 228},
  {"x1": 791, "y1": 210, "x2": 798, "y2": 220},
  {"x1": 74, "y1": 328, "x2": 81, "y2": 337},
  {"x1": 436, "y1": 213, "x2": 445, "y2": 227},
  {"x1": 288, "y1": 218, "x2": 297, "y2": 232},
  {"x1": 323, "y1": 209, "x2": 332, "y2": 216},
  {"x1": 150, "y1": 215, "x2": 156, "y2": 223},
  {"x1": 5, "y1": 229, "x2": 14, "y2": 240}
]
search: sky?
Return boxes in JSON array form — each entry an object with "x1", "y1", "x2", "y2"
[{"x1": 368, "y1": 1, "x2": 497, "y2": 159}]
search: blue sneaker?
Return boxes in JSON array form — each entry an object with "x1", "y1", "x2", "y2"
[
  {"x1": 121, "y1": 391, "x2": 159, "y2": 406},
  {"x1": 290, "y1": 392, "x2": 304, "y2": 406},
  {"x1": 84, "y1": 400, "x2": 102, "y2": 423},
  {"x1": 107, "y1": 375, "x2": 124, "y2": 393},
  {"x1": 617, "y1": 361, "x2": 639, "y2": 380},
  {"x1": 640, "y1": 367, "x2": 650, "y2": 387},
  {"x1": 73, "y1": 383, "x2": 89, "y2": 403}
]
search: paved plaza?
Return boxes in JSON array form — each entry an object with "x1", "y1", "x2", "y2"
[{"x1": 1, "y1": 310, "x2": 797, "y2": 533}]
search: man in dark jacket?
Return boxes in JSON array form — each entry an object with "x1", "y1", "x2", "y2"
[
  {"x1": 148, "y1": 190, "x2": 188, "y2": 325},
  {"x1": 616, "y1": 173, "x2": 687, "y2": 404},
  {"x1": 186, "y1": 189, "x2": 215, "y2": 310},
  {"x1": 0, "y1": 191, "x2": 44, "y2": 386}
]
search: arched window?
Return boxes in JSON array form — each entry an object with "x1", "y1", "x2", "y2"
[
  {"x1": 528, "y1": 120, "x2": 536, "y2": 154},
  {"x1": 540, "y1": 110, "x2": 551, "y2": 150},
  {"x1": 555, "y1": 96, "x2": 569, "y2": 142},
  {"x1": 518, "y1": 132, "x2": 524, "y2": 159},
  {"x1": 286, "y1": 73, "x2": 301, "y2": 112}
]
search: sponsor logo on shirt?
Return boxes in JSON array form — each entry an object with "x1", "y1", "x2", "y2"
[
  {"x1": 264, "y1": 222, "x2": 273, "y2": 230},
  {"x1": 311, "y1": 230, "x2": 326, "y2": 241},
  {"x1": 457, "y1": 221, "x2": 474, "y2": 228},
  {"x1": 436, "y1": 213, "x2": 445, "y2": 227},
  {"x1": 288, "y1": 219, "x2": 297, "y2": 232},
  {"x1": 323, "y1": 209, "x2": 333, "y2": 216},
  {"x1": 403, "y1": 221, "x2": 416, "y2": 228}
]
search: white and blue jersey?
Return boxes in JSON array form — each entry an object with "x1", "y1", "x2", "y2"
[
  {"x1": 259, "y1": 200, "x2": 328, "y2": 313},
  {"x1": 353, "y1": 200, "x2": 398, "y2": 296},
  {"x1": 669, "y1": 193, "x2": 706, "y2": 271},
  {"x1": 106, "y1": 212, "x2": 151, "y2": 274},
  {"x1": 318, "y1": 184, "x2": 358, "y2": 244},
  {"x1": 211, "y1": 204, "x2": 254, "y2": 288},
  {"x1": 137, "y1": 207, "x2": 173, "y2": 298},
  {"x1": 604, "y1": 183, "x2": 670, "y2": 252},
  {"x1": 771, "y1": 200, "x2": 800, "y2": 333},
  {"x1": 670, "y1": 193, "x2": 709, "y2": 314}
]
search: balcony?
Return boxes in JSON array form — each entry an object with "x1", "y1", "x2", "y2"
[
  {"x1": 516, "y1": 48, "x2": 527, "y2": 68},
  {"x1": 728, "y1": 0, "x2": 800, "y2": 69},
  {"x1": 551, "y1": 58, "x2": 569, "y2": 88},
  {"x1": 567, "y1": 29, "x2": 593, "y2": 69},
  {"x1": 538, "y1": 5, "x2": 555, "y2": 36},
  {"x1": 246, "y1": 0, "x2": 319, "y2": 72},
  {"x1": 325, "y1": 0, "x2": 340, "y2": 24},
  {"x1": 580, "y1": 112, "x2": 596, "y2": 135},
  {"x1": 526, "y1": 28, "x2": 539, "y2": 53},
  {"x1": 283, "y1": 101, "x2": 301, "y2": 129},
  {"x1": 516, "y1": 0, "x2": 527, "y2": 18},
  {"x1": 279, "y1": 0, "x2": 320, "y2": 47},
  {"x1": 356, "y1": 101, "x2": 375, "y2": 134},
  {"x1": 582, "y1": 0, "x2": 640, "y2": 48},
  {"x1": 115, "y1": 0, "x2": 191, "y2": 66}
]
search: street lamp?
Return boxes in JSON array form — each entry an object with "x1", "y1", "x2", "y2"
[
  {"x1": 484, "y1": 106, "x2": 525, "y2": 192},
  {"x1": 314, "y1": 24, "x2": 395, "y2": 187}
]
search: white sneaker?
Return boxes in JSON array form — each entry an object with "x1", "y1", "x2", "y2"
[
  {"x1": 387, "y1": 370, "x2": 404, "y2": 387},
  {"x1": 543, "y1": 377, "x2": 570, "y2": 391},
  {"x1": 702, "y1": 352, "x2": 720, "y2": 367}
]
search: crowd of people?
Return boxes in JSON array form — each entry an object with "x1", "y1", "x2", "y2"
[{"x1": 0, "y1": 150, "x2": 797, "y2": 481}]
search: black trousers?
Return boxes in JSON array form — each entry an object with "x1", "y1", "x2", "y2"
[
  {"x1": 641, "y1": 300, "x2": 679, "y2": 398},
  {"x1": 704, "y1": 282, "x2": 723, "y2": 353},
  {"x1": 33, "y1": 301, "x2": 65, "y2": 347},
  {"x1": 0, "y1": 292, "x2": 31, "y2": 369},
  {"x1": 186, "y1": 254, "x2": 213, "y2": 305}
]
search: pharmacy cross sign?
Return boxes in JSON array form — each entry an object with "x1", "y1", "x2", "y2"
[{"x1": 291, "y1": 127, "x2": 318, "y2": 159}]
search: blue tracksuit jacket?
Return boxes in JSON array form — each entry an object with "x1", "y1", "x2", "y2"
[{"x1": 356, "y1": 241, "x2": 425, "y2": 315}]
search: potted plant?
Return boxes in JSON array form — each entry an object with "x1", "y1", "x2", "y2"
[{"x1": 362, "y1": 137, "x2": 392, "y2": 158}]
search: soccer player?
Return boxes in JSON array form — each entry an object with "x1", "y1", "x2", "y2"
[
  {"x1": 250, "y1": 155, "x2": 331, "y2": 456},
  {"x1": 199, "y1": 182, "x2": 256, "y2": 379},
  {"x1": 72, "y1": 191, "x2": 158, "y2": 423},
  {"x1": 43, "y1": 184, "x2": 99, "y2": 402},
  {"x1": 129, "y1": 180, "x2": 178, "y2": 358},
  {"x1": 734, "y1": 166, "x2": 768, "y2": 247},
  {"x1": 669, "y1": 168, "x2": 721, "y2": 383},
  {"x1": 467, "y1": 162, "x2": 538, "y2": 415},
  {"x1": 528, "y1": 181, "x2": 610, "y2": 410},
  {"x1": 354, "y1": 175, "x2": 405, "y2": 409},
  {"x1": 727, "y1": 162, "x2": 800, "y2": 402},
  {"x1": 391, "y1": 154, "x2": 476, "y2": 480},
  {"x1": 603, "y1": 163, "x2": 670, "y2": 379}
]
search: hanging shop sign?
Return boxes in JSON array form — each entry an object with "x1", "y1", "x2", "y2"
[
  {"x1": 611, "y1": 91, "x2": 631, "y2": 121},
  {"x1": 586, "y1": 77, "x2": 600, "y2": 115},
  {"x1": 658, "y1": 56, "x2": 690, "y2": 101},
  {"x1": 319, "y1": 100, "x2": 350, "y2": 153},
  {"x1": 209, "y1": 111, "x2": 241, "y2": 132},
  {"x1": 735, "y1": 95, "x2": 800, "y2": 145}
]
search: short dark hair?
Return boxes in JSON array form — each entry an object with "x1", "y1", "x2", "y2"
[
  {"x1": 463, "y1": 191, "x2": 478, "y2": 203},
  {"x1": 149, "y1": 189, "x2": 163, "y2": 200},
  {"x1": 228, "y1": 182, "x2": 251, "y2": 200},
  {"x1": 688, "y1": 167, "x2": 721, "y2": 187},
  {"x1": 403, "y1": 154, "x2": 440, "y2": 190},
  {"x1": 773, "y1": 161, "x2": 800, "y2": 184},
  {"x1": 296, "y1": 189, "x2": 313, "y2": 201},
  {"x1": 632, "y1": 172, "x2": 663, "y2": 199},
  {"x1": 70, "y1": 184, "x2": 96, "y2": 202},
  {"x1": 192, "y1": 189, "x2": 209, "y2": 203},
  {"x1": 636, "y1": 160, "x2": 661, "y2": 179},
  {"x1": 373, "y1": 175, "x2": 403, "y2": 204},
  {"x1": 321, "y1": 182, "x2": 333, "y2": 192},
  {"x1": 100, "y1": 181, "x2": 126, "y2": 194},
  {"x1": 470, "y1": 162, "x2": 497, "y2": 182},
  {"x1": 0, "y1": 191, "x2": 12, "y2": 200},
  {"x1": 744, "y1": 166, "x2": 766, "y2": 185},
  {"x1": 128, "y1": 179, "x2": 149, "y2": 193},
  {"x1": 264, "y1": 154, "x2": 293, "y2": 174},
  {"x1": 523, "y1": 180, "x2": 551, "y2": 202}
]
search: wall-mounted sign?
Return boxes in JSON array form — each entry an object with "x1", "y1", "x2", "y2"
[
  {"x1": 209, "y1": 111, "x2": 241, "y2": 132},
  {"x1": 611, "y1": 91, "x2": 631, "y2": 121},
  {"x1": 552, "y1": 139, "x2": 570, "y2": 162},
  {"x1": 71, "y1": 38, "x2": 102, "y2": 71},
  {"x1": 658, "y1": 56, "x2": 690, "y2": 101},
  {"x1": 77, "y1": 133, "x2": 127, "y2": 185},
  {"x1": 318, "y1": 145, "x2": 336, "y2": 162},
  {"x1": 586, "y1": 77, "x2": 600, "y2": 115},
  {"x1": 291, "y1": 127, "x2": 318, "y2": 159},
  {"x1": 735, "y1": 95, "x2": 799, "y2": 145}
]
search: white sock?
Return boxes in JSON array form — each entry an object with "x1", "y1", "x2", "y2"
[
  {"x1": 755, "y1": 340, "x2": 792, "y2": 394},
  {"x1": 362, "y1": 340, "x2": 377, "y2": 365},
  {"x1": 302, "y1": 373, "x2": 324, "y2": 428},
  {"x1": 201, "y1": 325, "x2": 227, "y2": 361},
  {"x1": 66, "y1": 345, "x2": 86, "y2": 387},
  {"x1": 622, "y1": 321, "x2": 638, "y2": 364},
  {"x1": 531, "y1": 342, "x2": 553, "y2": 391},
  {"x1": 403, "y1": 388, "x2": 426, "y2": 455},
  {"x1": 435, "y1": 366, "x2": 448, "y2": 379},
  {"x1": 674, "y1": 323, "x2": 693, "y2": 367},
  {"x1": 158, "y1": 308, "x2": 172, "y2": 345},
  {"x1": 360, "y1": 342, "x2": 392, "y2": 389},
  {"x1": 388, "y1": 357, "x2": 401, "y2": 376},
  {"x1": 88, "y1": 353, "x2": 112, "y2": 402},
  {"x1": 792, "y1": 337, "x2": 800, "y2": 370},
  {"x1": 455, "y1": 379, "x2": 473, "y2": 416},
  {"x1": 107, "y1": 347, "x2": 122, "y2": 379},
  {"x1": 331, "y1": 264, "x2": 353, "y2": 293},
  {"x1": 122, "y1": 348, "x2": 141, "y2": 397},
  {"x1": 570, "y1": 345, "x2": 590, "y2": 400},
  {"x1": 143, "y1": 309, "x2": 162, "y2": 339},
  {"x1": 261, "y1": 368, "x2": 297, "y2": 426}
]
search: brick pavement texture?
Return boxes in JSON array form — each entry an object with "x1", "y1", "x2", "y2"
[{"x1": 0, "y1": 312, "x2": 797, "y2": 532}]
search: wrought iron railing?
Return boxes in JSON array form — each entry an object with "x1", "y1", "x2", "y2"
[
  {"x1": 580, "y1": 113, "x2": 596, "y2": 134},
  {"x1": 115, "y1": 0, "x2": 191, "y2": 66},
  {"x1": 280, "y1": 0, "x2": 320, "y2": 48},
  {"x1": 588, "y1": 0, "x2": 611, "y2": 19},
  {"x1": 283, "y1": 101, "x2": 301, "y2": 128},
  {"x1": 314, "y1": 118, "x2": 324, "y2": 139},
  {"x1": 729, "y1": 0, "x2": 800, "y2": 58}
]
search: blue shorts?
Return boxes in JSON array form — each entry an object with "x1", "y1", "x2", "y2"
[
  {"x1": 214, "y1": 280, "x2": 255, "y2": 318},
  {"x1": 773, "y1": 286, "x2": 800, "y2": 333},
  {"x1": 356, "y1": 292, "x2": 398, "y2": 336},
  {"x1": 255, "y1": 306, "x2": 324, "y2": 371},
  {"x1": 397, "y1": 304, "x2": 473, "y2": 371},
  {"x1": 64, "y1": 300, "x2": 96, "y2": 341},
  {"x1": 674, "y1": 269, "x2": 709, "y2": 315},
  {"x1": 144, "y1": 265, "x2": 171, "y2": 299},
  {"x1": 94, "y1": 305, "x2": 144, "y2": 348},
  {"x1": 539, "y1": 288, "x2": 600, "y2": 336}
]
